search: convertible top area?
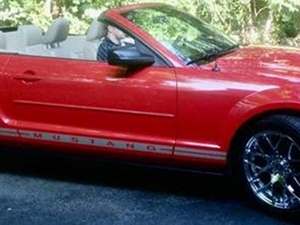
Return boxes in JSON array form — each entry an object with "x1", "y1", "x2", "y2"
[{"x1": 0, "y1": 18, "x2": 107, "y2": 61}]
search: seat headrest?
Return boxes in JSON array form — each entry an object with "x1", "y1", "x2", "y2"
[
  {"x1": 0, "y1": 31, "x2": 6, "y2": 49},
  {"x1": 86, "y1": 20, "x2": 107, "y2": 41},
  {"x1": 44, "y1": 18, "x2": 70, "y2": 46},
  {"x1": 18, "y1": 25, "x2": 43, "y2": 47}
]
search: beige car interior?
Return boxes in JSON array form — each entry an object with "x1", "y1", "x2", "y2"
[{"x1": 0, "y1": 18, "x2": 107, "y2": 60}]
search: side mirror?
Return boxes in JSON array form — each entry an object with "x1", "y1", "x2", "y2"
[{"x1": 107, "y1": 46, "x2": 155, "y2": 68}]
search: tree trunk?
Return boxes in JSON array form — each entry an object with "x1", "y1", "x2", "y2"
[
  {"x1": 44, "y1": 0, "x2": 63, "y2": 18},
  {"x1": 262, "y1": 10, "x2": 274, "y2": 44},
  {"x1": 250, "y1": 0, "x2": 257, "y2": 26},
  {"x1": 44, "y1": 0, "x2": 52, "y2": 15}
]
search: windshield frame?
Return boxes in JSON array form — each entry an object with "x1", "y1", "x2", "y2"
[{"x1": 121, "y1": 5, "x2": 239, "y2": 65}]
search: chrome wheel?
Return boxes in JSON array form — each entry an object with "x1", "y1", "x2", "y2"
[{"x1": 243, "y1": 131, "x2": 300, "y2": 210}]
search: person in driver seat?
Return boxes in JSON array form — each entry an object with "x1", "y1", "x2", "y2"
[{"x1": 97, "y1": 25, "x2": 135, "y2": 61}]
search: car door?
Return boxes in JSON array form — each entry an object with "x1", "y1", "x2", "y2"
[{"x1": 4, "y1": 54, "x2": 176, "y2": 156}]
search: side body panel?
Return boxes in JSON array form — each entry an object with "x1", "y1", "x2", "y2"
[
  {"x1": 2, "y1": 55, "x2": 177, "y2": 160},
  {"x1": 174, "y1": 66, "x2": 279, "y2": 167}
]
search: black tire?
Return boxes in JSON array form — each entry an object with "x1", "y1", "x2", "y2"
[{"x1": 232, "y1": 114, "x2": 300, "y2": 215}]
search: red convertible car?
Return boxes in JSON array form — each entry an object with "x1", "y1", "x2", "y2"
[{"x1": 0, "y1": 3, "x2": 299, "y2": 214}]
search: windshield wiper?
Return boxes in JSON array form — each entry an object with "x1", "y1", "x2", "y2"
[{"x1": 187, "y1": 45, "x2": 239, "y2": 66}]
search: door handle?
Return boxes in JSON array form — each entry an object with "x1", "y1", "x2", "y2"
[{"x1": 13, "y1": 70, "x2": 41, "y2": 83}]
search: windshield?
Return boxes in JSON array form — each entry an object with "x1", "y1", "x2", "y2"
[{"x1": 123, "y1": 6, "x2": 238, "y2": 64}]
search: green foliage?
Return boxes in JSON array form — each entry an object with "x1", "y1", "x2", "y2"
[
  {"x1": 0, "y1": 0, "x2": 51, "y2": 29},
  {"x1": 0, "y1": 0, "x2": 300, "y2": 46}
]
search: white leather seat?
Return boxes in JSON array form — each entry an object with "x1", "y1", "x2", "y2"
[
  {"x1": 86, "y1": 19, "x2": 107, "y2": 42},
  {"x1": 83, "y1": 20, "x2": 107, "y2": 60},
  {"x1": 5, "y1": 31, "x2": 22, "y2": 51},
  {"x1": 44, "y1": 17, "x2": 70, "y2": 48},
  {"x1": 4, "y1": 25, "x2": 43, "y2": 52},
  {"x1": 4, "y1": 18, "x2": 106, "y2": 60},
  {"x1": 24, "y1": 44, "x2": 52, "y2": 57},
  {"x1": 25, "y1": 18, "x2": 70, "y2": 58},
  {"x1": 61, "y1": 35, "x2": 86, "y2": 59},
  {"x1": 0, "y1": 31, "x2": 6, "y2": 49},
  {"x1": 18, "y1": 25, "x2": 43, "y2": 49}
]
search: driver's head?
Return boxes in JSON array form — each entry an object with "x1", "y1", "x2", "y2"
[{"x1": 107, "y1": 25, "x2": 126, "y2": 40}]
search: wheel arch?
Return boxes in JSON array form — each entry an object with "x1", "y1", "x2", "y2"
[{"x1": 226, "y1": 108, "x2": 300, "y2": 173}]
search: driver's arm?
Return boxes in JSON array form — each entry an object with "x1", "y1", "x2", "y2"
[{"x1": 120, "y1": 37, "x2": 135, "y2": 46}]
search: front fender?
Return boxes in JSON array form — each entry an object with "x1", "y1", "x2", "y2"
[{"x1": 220, "y1": 86, "x2": 300, "y2": 151}]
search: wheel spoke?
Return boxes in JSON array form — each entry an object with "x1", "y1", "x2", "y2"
[
  {"x1": 244, "y1": 159, "x2": 262, "y2": 170},
  {"x1": 245, "y1": 149, "x2": 271, "y2": 160},
  {"x1": 257, "y1": 182, "x2": 272, "y2": 193},
  {"x1": 274, "y1": 136, "x2": 282, "y2": 150},
  {"x1": 293, "y1": 176, "x2": 300, "y2": 186},
  {"x1": 252, "y1": 152, "x2": 271, "y2": 159},
  {"x1": 292, "y1": 143, "x2": 300, "y2": 153},
  {"x1": 264, "y1": 134, "x2": 275, "y2": 150},
  {"x1": 250, "y1": 165, "x2": 272, "y2": 182},
  {"x1": 289, "y1": 142, "x2": 294, "y2": 151},
  {"x1": 252, "y1": 138, "x2": 265, "y2": 154},
  {"x1": 287, "y1": 138, "x2": 300, "y2": 158},
  {"x1": 259, "y1": 164, "x2": 272, "y2": 174}
]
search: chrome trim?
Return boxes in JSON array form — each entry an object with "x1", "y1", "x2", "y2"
[
  {"x1": 0, "y1": 128, "x2": 18, "y2": 137},
  {"x1": 175, "y1": 147, "x2": 226, "y2": 160}
]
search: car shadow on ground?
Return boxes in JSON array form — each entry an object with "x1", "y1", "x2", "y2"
[
  {"x1": 0, "y1": 147, "x2": 234, "y2": 200},
  {"x1": 0, "y1": 146, "x2": 298, "y2": 225}
]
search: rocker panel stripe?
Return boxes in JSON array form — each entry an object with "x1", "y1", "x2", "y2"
[{"x1": 0, "y1": 128, "x2": 226, "y2": 160}]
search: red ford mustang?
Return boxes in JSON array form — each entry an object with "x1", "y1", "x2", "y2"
[{"x1": 0, "y1": 3, "x2": 300, "y2": 214}]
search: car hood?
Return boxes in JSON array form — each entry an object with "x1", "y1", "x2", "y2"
[{"x1": 213, "y1": 46, "x2": 300, "y2": 84}]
